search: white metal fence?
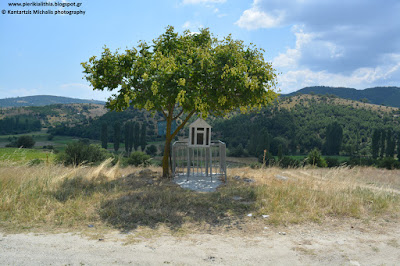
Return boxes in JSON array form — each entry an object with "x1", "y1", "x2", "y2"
[{"x1": 172, "y1": 140, "x2": 227, "y2": 181}]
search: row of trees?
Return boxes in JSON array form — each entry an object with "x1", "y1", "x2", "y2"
[
  {"x1": 101, "y1": 121, "x2": 147, "y2": 154},
  {"x1": 212, "y1": 97, "x2": 400, "y2": 158},
  {"x1": 0, "y1": 115, "x2": 41, "y2": 135},
  {"x1": 371, "y1": 128, "x2": 400, "y2": 159}
]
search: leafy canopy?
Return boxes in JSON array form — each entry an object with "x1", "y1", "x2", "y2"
[{"x1": 81, "y1": 26, "x2": 278, "y2": 118}]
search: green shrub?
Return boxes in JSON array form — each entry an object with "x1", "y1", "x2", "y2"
[
  {"x1": 145, "y1": 144, "x2": 158, "y2": 156},
  {"x1": 279, "y1": 156, "x2": 300, "y2": 168},
  {"x1": 378, "y1": 157, "x2": 400, "y2": 170},
  {"x1": 17, "y1": 135, "x2": 36, "y2": 148},
  {"x1": 325, "y1": 157, "x2": 340, "y2": 168},
  {"x1": 307, "y1": 148, "x2": 327, "y2": 167},
  {"x1": 127, "y1": 151, "x2": 151, "y2": 167},
  {"x1": 58, "y1": 141, "x2": 109, "y2": 166}
]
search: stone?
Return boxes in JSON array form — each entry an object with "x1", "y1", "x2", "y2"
[{"x1": 275, "y1": 175, "x2": 288, "y2": 181}]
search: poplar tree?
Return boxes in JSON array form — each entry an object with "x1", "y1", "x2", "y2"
[
  {"x1": 101, "y1": 123, "x2": 108, "y2": 149},
  {"x1": 397, "y1": 136, "x2": 400, "y2": 161},
  {"x1": 386, "y1": 129, "x2": 395, "y2": 158},
  {"x1": 129, "y1": 122, "x2": 134, "y2": 153},
  {"x1": 82, "y1": 26, "x2": 278, "y2": 177},
  {"x1": 380, "y1": 129, "x2": 386, "y2": 158},
  {"x1": 371, "y1": 129, "x2": 380, "y2": 159},
  {"x1": 124, "y1": 122, "x2": 130, "y2": 153},
  {"x1": 113, "y1": 122, "x2": 121, "y2": 152},
  {"x1": 134, "y1": 123, "x2": 140, "y2": 151},
  {"x1": 140, "y1": 123, "x2": 147, "y2": 151}
]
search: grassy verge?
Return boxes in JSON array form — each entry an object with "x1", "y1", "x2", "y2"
[{"x1": 1, "y1": 163, "x2": 399, "y2": 234}]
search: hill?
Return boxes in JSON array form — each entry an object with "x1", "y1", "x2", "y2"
[
  {"x1": 284, "y1": 86, "x2": 400, "y2": 108},
  {"x1": 0, "y1": 95, "x2": 105, "y2": 107}
]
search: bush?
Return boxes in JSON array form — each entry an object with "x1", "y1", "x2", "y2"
[
  {"x1": 324, "y1": 157, "x2": 340, "y2": 168},
  {"x1": 345, "y1": 157, "x2": 376, "y2": 167},
  {"x1": 8, "y1": 135, "x2": 36, "y2": 148},
  {"x1": 279, "y1": 156, "x2": 300, "y2": 168},
  {"x1": 145, "y1": 144, "x2": 158, "y2": 156},
  {"x1": 58, "y1": 141, "x2": 109, "y2": 166},
  {"x1": 127, "y1": 151, "x2": 151, "y2": 167},
  {"x1": 378, "y1": 157, "x2": 400, "y2": 170},
  {"x1": 306, "y1": 148, "x2": 327, "y2": 167}
]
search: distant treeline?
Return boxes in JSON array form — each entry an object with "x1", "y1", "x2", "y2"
[
  {"x1": 0, "y1": 115, "x2": 41, "y2": 135},
  {"x1": 211, "y1": 97, "x2": 400, "y2": 158}
]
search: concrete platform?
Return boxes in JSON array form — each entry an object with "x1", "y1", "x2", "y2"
[{"x1": 173, "y1": 174, "x2": 223, "y2": 192}]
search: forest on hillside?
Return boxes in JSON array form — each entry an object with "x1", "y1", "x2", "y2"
[{"x1": 1, "y1": 95, "x2": 400, "y2": 165}]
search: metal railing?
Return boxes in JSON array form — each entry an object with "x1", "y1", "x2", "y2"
[{"x1": 172, "y1": 140, "x2": 227, "y2": 182}]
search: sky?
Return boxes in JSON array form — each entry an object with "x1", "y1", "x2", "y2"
[{"x1": 0, "y1": 0, "x2": 399, "y2": 101}]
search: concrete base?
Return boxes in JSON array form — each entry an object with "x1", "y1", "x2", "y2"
[{"x1": 173, "y1": 173, "x2": 223, "y2": 192}]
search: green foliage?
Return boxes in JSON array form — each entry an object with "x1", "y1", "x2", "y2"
[
  {"x1": 58, "y1": 141, "x2": 109, "y2": 166},
  {"x1": 398, "y1": 137, "x2": 400, "y2": 161},
  {"x1": 279, "y1": 156, "x2": 300, "y2": 168},
  {"x1": 124, "y1": 123, "x2": 130, "y2": 153},
  {"x1": 213, "y1": 96, "x2": 400, "y2": 157},
  {"x1": 145, "y1": 144, "x2": 158, "y2": 156},
  {"x1": 113, "y1": 122, "x2": 121, "y2": 152},
  {"x1": 134, "y1": 123, "x2": 140, "y2": 151},
  {"x1": 386, "y1": 129, "x2": 395, "y2": 158},
  {"x1": 307, "y1": 148, "x2": 327, "y2": 167},
  {"x1": 0, "y1": 115, "x2": 41, "y2": 135},
  {"x1": 126, "y1": 151, "x2": 151, "y2": 167},
  {"x1": 378, "y1": 157, "x2": 400, "y2": 170},
  {"x1": 228, "y1": 143, "x2": 247, "y2": 157},
  {"x1": 324, "y1": 157, "x2": 340, "y2": 168},
  {"x1": 324, "y1": 121, "x2": 343, "y2": 155},
  {"x1": 371, "y1": 129, "x2": 380, "y2": 159},
  {"x1": 380, "y1": 129, "x2": 386, "y2": 158},
  {"x1": 101, "y1": 123, "x2": 108, "y2": 149},
  {"x1": 140, "y1": 123, "x2": 147, "y2": 151},
  {"x1": 14, "y1": 135, "x2": 36, "y2": 148}
]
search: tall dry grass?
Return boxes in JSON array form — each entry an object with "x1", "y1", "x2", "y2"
[{"x1": 0, "y1": 162, "x2": 399, "y2": 233}]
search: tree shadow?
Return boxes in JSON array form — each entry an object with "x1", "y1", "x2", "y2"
[
  {"x1": 98, "y1": 174, "x2": 257, "y2": 232},
  {"x1": 53, "y1": 175, "x2": 118, "y2": 202}
]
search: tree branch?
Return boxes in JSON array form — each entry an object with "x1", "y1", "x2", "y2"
[
  {"x1": 171, "y1": 110, "x2": 196, "y2": 139},
  {"x1": 172, "y1": 109, "x2": 184, "y2": 121},
  {"x1": 161, "y1": 109, "x2": 167, "y2": 119}
]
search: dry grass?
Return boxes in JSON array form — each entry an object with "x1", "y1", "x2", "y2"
[
  {"x1": 228, "y1": 167, "x2": 400, "y2": 225},
  {"x1": 280, "y1": 94, "x2": 399, "y2": 113},
  {"x1": 1, "y1": 163, "x2": 399, "y2": 234}
]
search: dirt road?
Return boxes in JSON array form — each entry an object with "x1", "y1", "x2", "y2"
[{"x1": 1, "y1": 219, "x2": 399, "y2": 265}]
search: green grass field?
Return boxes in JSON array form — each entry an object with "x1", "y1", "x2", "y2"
[{"x1": 0, "y1": 147, "x2": 56, "y2": 164}]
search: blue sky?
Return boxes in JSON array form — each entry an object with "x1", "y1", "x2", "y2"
[{"x1": 1, "y1": 0, "x2": 399, "y2": 101}]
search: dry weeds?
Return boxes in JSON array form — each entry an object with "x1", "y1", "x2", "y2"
[{"x1": 1, "y1": 163, "x2": 399, "y2": 234}]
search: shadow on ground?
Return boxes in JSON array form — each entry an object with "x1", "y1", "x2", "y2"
[{"x1": 98, "y1": 171, "x2": 257, "y2": 232}]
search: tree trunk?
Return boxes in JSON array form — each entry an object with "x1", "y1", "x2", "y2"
[
  {"x1": 161, "y1": 109, "x2": 196, "y2": 178},
  {"x1": 162, "y1": 109, "x2": 174, "y2": 178},
  {"x1": 162, "y1": 136, "x2": 172, "y2": 178}
]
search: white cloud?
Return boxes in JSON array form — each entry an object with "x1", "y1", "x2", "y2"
[
  {"x1": 277, "y1": 55, "x2": 400, "y2": 93},
  {"x1": 238, "y1": 0, "x2": 400, "y2": 91},
  {"x1": 182, "y1": 21, "x2": 204, "y2": 31},
  {"x1": 235, "y1": 7, "x2": 284, "y2": 30}
]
